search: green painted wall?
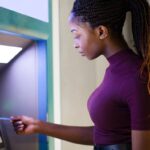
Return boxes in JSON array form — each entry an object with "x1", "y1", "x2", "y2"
[{"x1": 0, "y1": 3, "x2": 54, "y2": 150}]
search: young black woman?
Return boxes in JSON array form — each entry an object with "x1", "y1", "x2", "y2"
[{"x1": 11, "y1": 0, "x2": 150, "y2": 150}]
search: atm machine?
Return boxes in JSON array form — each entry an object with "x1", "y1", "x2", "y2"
[
  {"x1": 0, "y1": 32, "x2": 48, "y2": 150},
  {"x1": 0, "y1": 4, "x2": 52, "y2": 149}
]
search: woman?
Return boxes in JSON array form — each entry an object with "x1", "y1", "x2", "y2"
[{"x1": 11, "y1": 0, "x2": 150, "y2": 150}]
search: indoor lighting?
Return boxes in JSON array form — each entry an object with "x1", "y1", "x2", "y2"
[{"x1": 0, "y1": 45, "x2": 23, "y2": 63}]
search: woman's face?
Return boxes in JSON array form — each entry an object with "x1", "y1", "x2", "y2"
[{"x1": 68, "y1": 19, "x2": 105, "y2": 60}]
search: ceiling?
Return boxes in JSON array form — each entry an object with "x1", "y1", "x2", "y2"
[{"x1": 0, "y1": 33, "x2": 32, "y2": 71}]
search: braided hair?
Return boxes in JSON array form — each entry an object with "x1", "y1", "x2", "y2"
[{"x1": 71, "y1": 0, "x2": 150, "y2": 94}]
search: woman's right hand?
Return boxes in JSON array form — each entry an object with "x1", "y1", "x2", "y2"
[
  {"x1": 11, "y1": 116, "x2": 94, "y2": 145},
  {"x1": 11, "y1": 115, "x2": 39, "y2": 135}
]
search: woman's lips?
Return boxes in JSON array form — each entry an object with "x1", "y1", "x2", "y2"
[{"x1": 78, "y1": 50, "x2": 85, "y2": 56}]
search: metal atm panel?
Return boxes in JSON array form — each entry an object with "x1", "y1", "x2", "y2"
[{"x1": 0, "y1": 43, "x2": 39, "y2": 150}]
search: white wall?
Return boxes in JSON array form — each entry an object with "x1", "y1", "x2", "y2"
[{"x1": 0, "y1": 0, "x2": 49, "y2": 22}]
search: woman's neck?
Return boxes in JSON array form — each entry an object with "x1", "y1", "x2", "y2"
[{"x1": 102, "y1": 36, "x2": 129, "y2": 59}]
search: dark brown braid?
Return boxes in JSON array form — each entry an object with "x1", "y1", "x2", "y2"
[
  {"x1": 71, "y1": 0, "x2": 150, "y2": 94},
  {"x1": 128, "y1": 0, "x2": 150, "y2": 94},
  {"x1": 71, "y1": 0, "x2": 128, "y2": 33}
]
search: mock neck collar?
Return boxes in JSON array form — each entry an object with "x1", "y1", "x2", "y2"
[{"x1": 107, "y1": 49, "x2": 134, "y2": 65}]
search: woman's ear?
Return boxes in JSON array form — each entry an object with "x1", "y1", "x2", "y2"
[{"x1": 97, "y1": 25, "x2": 109, "y2": 40}]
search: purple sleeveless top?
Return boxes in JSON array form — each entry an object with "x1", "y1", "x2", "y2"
[{"x1": 87, "y1": 49, "x2": 150, "y2": 145}]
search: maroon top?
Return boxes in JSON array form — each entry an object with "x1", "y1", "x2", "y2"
[{"x1": 87, "y1": 49, "x2": 150, "y2": 145}]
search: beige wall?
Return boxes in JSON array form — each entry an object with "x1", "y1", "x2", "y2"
[{"x1": 60, "y1": 1, "x2": 95, "y2": 150}]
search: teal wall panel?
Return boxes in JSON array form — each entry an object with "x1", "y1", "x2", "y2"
[{"x1": 0, "y1": 7, "x2": 49, "y2": 39}]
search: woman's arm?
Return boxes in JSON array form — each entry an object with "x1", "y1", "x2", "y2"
[
  {"x1": 132, "y1": 130, "x2": 150, "y2": 150},
  {"x1": 11, "y1": 115, "x2": 94, "y2": 145}
]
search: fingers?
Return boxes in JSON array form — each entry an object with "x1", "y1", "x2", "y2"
[
  {"x1": 10, "y1": 116, "x2": 22, "y2": 122},
  {"x1": 10, "y1": 115, "x2": 37, "y2": 135},
  {"x1": 13, "y1": 121, "x2": 23, "y2": 127},
  {"x1": 10, "y1": 116, "x2": 25, "y2": 134},
  {"x1": 14, "y1": 124, "x2": 25, "y2": 134}
]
